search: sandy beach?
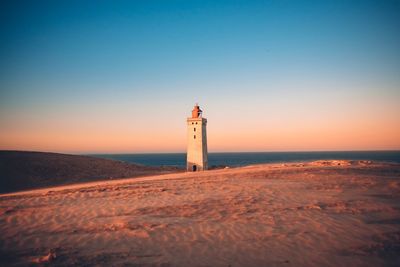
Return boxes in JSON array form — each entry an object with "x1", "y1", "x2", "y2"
[{"x1": 1, "y1": 160, "x2": 399, "y2": 266}]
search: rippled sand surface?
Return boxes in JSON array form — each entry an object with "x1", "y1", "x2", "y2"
[{"x1": 1, "y1": 160, "x2": 400, "y2": 266}]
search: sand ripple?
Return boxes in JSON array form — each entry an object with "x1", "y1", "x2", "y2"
[{"x1": 1, "y1": 160, "x2": 400, "y2": 266}]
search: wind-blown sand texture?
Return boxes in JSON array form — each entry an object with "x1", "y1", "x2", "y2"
[{"x1": 1, "y1": 160, "x2": 399, "y2": 266}]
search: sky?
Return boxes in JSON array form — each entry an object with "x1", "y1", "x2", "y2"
[{"x1": 0, "y1": 0, "x2": 399, "y2": 153}]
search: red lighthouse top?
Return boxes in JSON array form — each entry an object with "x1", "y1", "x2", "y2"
[{"x1": 191, "y1": 104, "x2": 202, "y2": 118}]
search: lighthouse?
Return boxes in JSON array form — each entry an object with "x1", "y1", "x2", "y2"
[{"x1": 186, "y1": 104, "x2": 208, "y2": 171}]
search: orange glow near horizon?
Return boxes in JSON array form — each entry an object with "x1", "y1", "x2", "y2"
[
  {"x1": 1, "y1": 78, "x2": 400, "y2": 154},
  {"x1": 1, "y1": 103, "x2": 399, "y2": 153}
]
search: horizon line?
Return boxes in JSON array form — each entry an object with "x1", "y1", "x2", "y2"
[{"x1": 1, "y1": 149, "x2": 400, "y2": 155}]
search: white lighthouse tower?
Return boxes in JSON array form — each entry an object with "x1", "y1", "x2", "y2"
[{"x1": 186, "y1": 104, "x2": 208, "y2": 171}]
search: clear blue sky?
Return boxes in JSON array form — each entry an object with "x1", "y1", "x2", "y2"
[{"x1": 1, "y1": 0, "x2": 399, "y2": 153}]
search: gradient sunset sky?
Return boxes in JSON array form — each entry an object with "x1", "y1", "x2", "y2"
[{"x1": 1, "y1": 0, "x2": 399, "y2": 153}]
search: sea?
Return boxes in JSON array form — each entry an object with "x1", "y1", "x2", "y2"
[{"x1": 90, "y1": 151, "x2": 400, "y2": 168}]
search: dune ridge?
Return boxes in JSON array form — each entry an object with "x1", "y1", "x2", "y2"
[{"x1": 0, "y1": 150, "x2": 181, "y2": 193}]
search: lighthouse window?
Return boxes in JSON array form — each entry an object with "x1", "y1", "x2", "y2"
[
  {"x1": 194, "y1": 128, "x2": 196, "y2": 132},
  {"x1": 191, "y1": 122, "x2": 194, "y2": 125},
  {"x1": 194, "y1": 135, "x2": 196, "y2": 139}
]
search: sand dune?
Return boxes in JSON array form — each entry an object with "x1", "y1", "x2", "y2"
[
  {"x1": 1, "y1": 160, "x2": 399, "y2": 266},
  {"x1": 0, "y1": 151, "x2": 180, "y2": 193}
]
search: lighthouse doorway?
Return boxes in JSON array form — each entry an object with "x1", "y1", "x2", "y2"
[{"x1": 192, "y1": 165, "x2": 197, "y2": 172}]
